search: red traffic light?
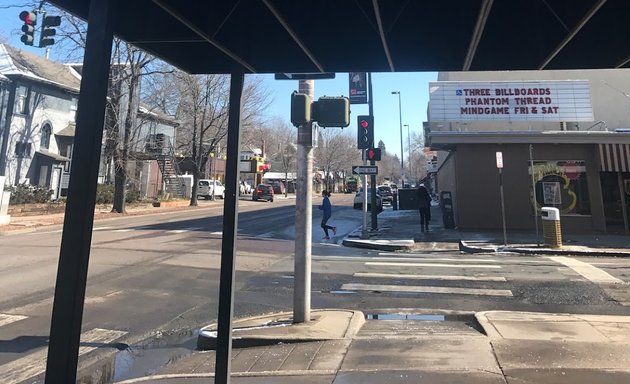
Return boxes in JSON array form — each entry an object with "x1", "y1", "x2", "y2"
[
  {"x1": 19, "y1": 11, "x2": 36, "y2": 25},
  {"x1": 360, "y1": 119, "x2": 369, "y2": 129}
]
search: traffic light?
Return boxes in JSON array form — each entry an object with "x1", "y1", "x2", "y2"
[
  {"x1": 39, "y1": 14, "x2": 61, "y2": 47},
  {"x1": 19, "y1": 10, "x2": 37, "y2": 46},
  {"x1": 366, "y1": 148, "x2": 381, "y2": 161},
  {"x1": 357, "y1": 115, "x2": 373, "y2": 149},
  {"x1": 290, "y1": 91, "x2": 312, "y2": 127}
]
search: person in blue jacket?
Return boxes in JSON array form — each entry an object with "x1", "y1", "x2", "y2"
[{"x1": 318, "y1": 190, "x2": 336, "y2": 239}]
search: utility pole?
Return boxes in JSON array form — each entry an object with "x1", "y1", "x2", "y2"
[{"x1": 294, "y1": 79, "x2": 313, "y2": 323}]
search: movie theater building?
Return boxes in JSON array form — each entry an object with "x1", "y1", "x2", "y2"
[{"x1": 427, "y1": 69, "x2": 630, "y2": 235}]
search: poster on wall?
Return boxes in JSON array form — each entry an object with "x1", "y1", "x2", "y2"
[
  {"x1": 529, "y1": 160, "x2": 590, "y2": 215},
  {"x1": 542, "y1": 182, "x2": 561, "y2": 204},
  {"x1": 429, "y1": 80, "x2": 593, "y2": 122}
]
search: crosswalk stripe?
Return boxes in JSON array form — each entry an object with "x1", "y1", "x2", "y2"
[
  {"x1": 354, "y1": 272, "x2": 506, "y2": 282},
  {"x1": 0, "y1": 314, "x2": 27, "y2": 327},
  {"x1": 341, "y1": 283, "x2": 513, "y2": 297},
  {"x1": 549, "y1": 256, "x2": 624, "y2": 284},
  {"x1": 365, "y1": 262, "x2": 501, "y2": 269},
  {"x1": 92, "y1": 226, "x2": 113, "y2": 231},
  {"x1": 0, "y1": 328, "x2": 127, "y2": 384},
  {"x1": 113, "y1": 229, "x2": 134, "y2": 232},
  {"x1": 167, "y1": 229, "x2": 188, "y2": 234}
]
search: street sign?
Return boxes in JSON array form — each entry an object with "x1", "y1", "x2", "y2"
[
  {"x1": 275, "y1": 73, "x2": 336, "y2": 80},
  {"x1": 352, "y1": 165, "x2": 378, "y2": 175}
]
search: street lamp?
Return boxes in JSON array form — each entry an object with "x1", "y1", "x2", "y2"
[
  {"x1": 404, "y1": 124, "x2": 411, "y2": 178},
  {"x1": 391, "y1": 91, "x2": 404, "y2": 180}
]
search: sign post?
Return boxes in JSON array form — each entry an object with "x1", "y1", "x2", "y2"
[{"x1": 496, "y1": 151, "x2": 507, "y2": 246}]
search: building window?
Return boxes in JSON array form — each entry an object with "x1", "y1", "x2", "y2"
[
  {"x1": 40, "y1": 123, "x2": 52, "y2": 150},
  {"x1": 15, "y1": 141, "x2": 32, "y2": 158},
  {"x1": 15, "y1": 86, "x2": 28, "y2": 115},
  {"x1": 530, "y1": 160, "x2": 590, "y2": 215}
]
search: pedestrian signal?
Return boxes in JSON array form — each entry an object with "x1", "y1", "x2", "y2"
[{"x1": 366, "y1": 148, "x2": 381, "y2": 161}]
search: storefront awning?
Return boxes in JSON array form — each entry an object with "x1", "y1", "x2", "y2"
[{"x1": 599, "y1": 144, "x2": 630, "y2": 172}]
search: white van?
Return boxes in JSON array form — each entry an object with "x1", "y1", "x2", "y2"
[{"x1": 198, "y1": 179, "x2": 225, "y2": 199}]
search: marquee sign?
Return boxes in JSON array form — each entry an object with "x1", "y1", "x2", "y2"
[{"x1": 429, "y1": 80, "x2": 593, "y2": 122}]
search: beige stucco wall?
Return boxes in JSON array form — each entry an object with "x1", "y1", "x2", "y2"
[{"x1": 453, "y1": 143, "x2": 605, "y2": 234}]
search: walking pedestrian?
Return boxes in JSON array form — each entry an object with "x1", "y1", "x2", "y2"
[
  {"x1": 417, "y1": 185, "x2": 432, "y2": 232},
  {"x1": 318, "y1": 190, "x2": 336, "y2": 239}
]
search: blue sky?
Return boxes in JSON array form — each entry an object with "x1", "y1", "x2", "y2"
[{"x1": 0, "y1": 4, "x2": 436, "y2": 159}]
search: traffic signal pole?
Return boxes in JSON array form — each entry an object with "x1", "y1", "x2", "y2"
[
  {"x1": 368, "y1": 73, "x2": 378, "y2": 230},
  {"x1": 294, "y1": 79, "x2": 313, "y2": 323}
]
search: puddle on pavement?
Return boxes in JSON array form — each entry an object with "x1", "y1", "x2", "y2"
[
  {"x1": 365, "y1": 313, "x2": 486, "y2": 334},
  {"x1": 111, "y1": 329, "x2": 198, "y2": 382}
]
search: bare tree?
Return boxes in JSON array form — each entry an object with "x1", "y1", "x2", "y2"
[
  {"x1": 169, "y1": 72, "x2": 271, "y2": 206},
  {"x1": 266, "y1": 119, "x2": 296, "y2": 196},
  {"x1": 315, "y1": 129, "x2": 359, "y2": 193}
]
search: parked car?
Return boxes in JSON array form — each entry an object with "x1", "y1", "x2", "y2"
[
  {"x1": 353, "y1": 188, "x2": 383, "y2": 211},
  {"x1": 198, "y1": 179, "x2": 225, "y2": 199},
  {"x1": 377, "y1": 185, "x2": 393, "y2": 205},
  {"x1": 252, "y1": 183, "x2": 274, "y2": 202}
]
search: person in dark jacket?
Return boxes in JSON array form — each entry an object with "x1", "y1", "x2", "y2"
[
  {"x1": 318, "y1": 190, "x2": 336, "y2": 239},
  {"x1": 417, "y1": 185, "x2": 432, "y2": 232}
]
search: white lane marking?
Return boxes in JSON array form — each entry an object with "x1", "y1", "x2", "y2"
[
  {"x1": 549, "y1": 256, "x2": 624, "y2": 284},
  {"x1": 354, "y1": 272, "x2": 506, "y2": 282},
  {"x1": 210, "y1": 231, "x2": 223, "y2": 236},
  {"x1": 341, "y1": 283, "x2": 513, "y2": 297},
  {"x1": 92, "y1": 226, "x2": 113, "y2": 231},
  {"x1": 113, "y1": 229, "x2": 134, "y2": 232},
  {"x1": 313, "y1": 255, "x2": 543, "y2": 264},
  {"x1": 166, "y1": 227, "x2": 204, "y2": 233},
  {"x1": 0, "y1": 327, "x2": 127, "y2": 384},
  {"x1": 366, "y1": 262, "x2": 501, "y2": 269},
  {"x1": 0, "y1": 314, "x2": 28, "y2": 327}
]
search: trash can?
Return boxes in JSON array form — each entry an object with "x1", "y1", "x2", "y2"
[
  {"x1": 541, "y1": 207, "x2": 562, "y2": 248},
  {"x1": 440, "y1": 191, "x2": 455, "y2": 229}
]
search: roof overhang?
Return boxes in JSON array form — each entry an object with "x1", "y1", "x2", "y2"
[
  {"x1": 36, "y1": 150, "x2": 71, "y2": 162},
  {"x1": 47, "y1": 0, "x2": 630, "y2": 74}
]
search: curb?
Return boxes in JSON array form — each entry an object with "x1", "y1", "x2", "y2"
[
  {"x1": 460, "y1": 240, "x2": 630, "y2": 257},
  {"x1": 342, "y1": 238, "x2": 415, "y2": 251},
  {"x1": 197, "y1": 309, "x2": 365, "y2": 351}
]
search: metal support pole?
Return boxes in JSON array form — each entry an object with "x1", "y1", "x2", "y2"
[
  {"x1": 529, "y1": 144, "x2": 540, "y2": 246},
  {"x1": 294, "y1": 79, "x2": 313, "y2": 323},
  {"x1": 45, "y1": 0, "x2": 116, "y2": 382},
  {"x1": 397, "y1": 92, "x2": 403, "y2": 175},
  {"x1": 499, "y1": 168, "x2": 507, "y2": 246},
  {"x1": 215, "y1": 70, "x2": 245, "y2": 384},
  {"x1": 618, "y1": 171, "x2": 630, "y2": 234},
  {"x1": 407, "y1": 124, "x2": 412, "y2": 177},
  {"x1": 362, "y1": 153, "x2": 369, "y2": 239},
  {"x1": 368, "y1": 72, "x2": 377, "y2": 230}
]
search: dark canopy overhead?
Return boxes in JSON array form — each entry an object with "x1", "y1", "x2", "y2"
[{"x1": 48, "y1": 0, "x2": 630, "y2": 74}]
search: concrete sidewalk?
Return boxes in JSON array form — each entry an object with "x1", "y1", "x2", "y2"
[
  {"x1": 115, "y1": 309, "x2": 630, "y2": 384},
  {"x1": 344, "y1": 205, "x2": 630, "y2": 257}
]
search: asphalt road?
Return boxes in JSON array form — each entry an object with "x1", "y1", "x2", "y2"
[{"x1": 1, "y1": 193, "x2": 629, "y2": 383}]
